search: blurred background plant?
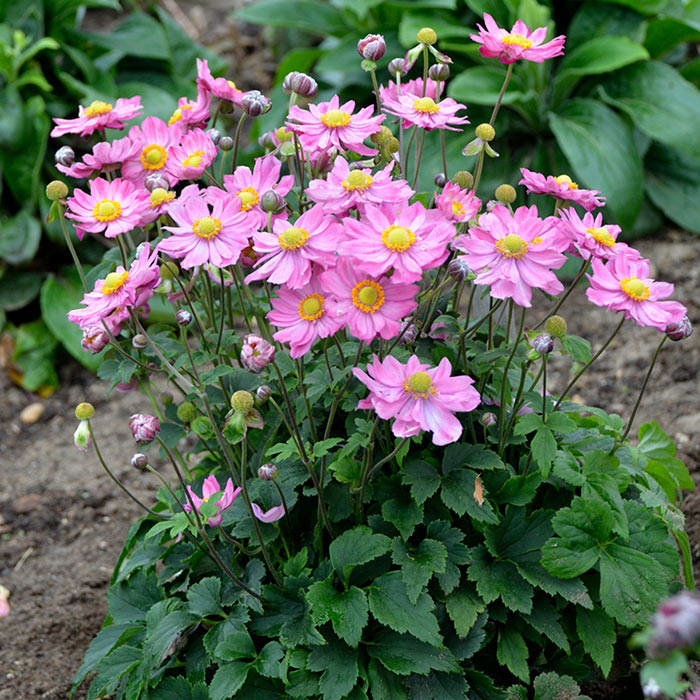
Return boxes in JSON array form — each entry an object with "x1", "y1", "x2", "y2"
[
  {"x1": 0, "y1": 0, "x2": 224, "y2": 393},
  {"x1": 238, "y1": 0, "x2": 700, "y2": 238}
]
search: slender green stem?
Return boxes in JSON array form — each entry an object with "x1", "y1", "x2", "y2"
[
  {"x1": 358, "y1": 438, "x2": 408, "y2": 513},
  {"x1": 440, "y1": 129, "x2": 448, "y2": 180},
  {"x1": 535, "y1": 256, "x2": 591, "y2": 330},
  {"x1": 497, "y1": 307, "x2": 527, "y2": 453},
  {"x1": 472, "y1": 150, "x2": 486, "y2": 194},
  {"x1": 296, "y1": 357, "x2": 317, "y2": 442},
  {"x1": 370, "y1": 68, "x2": 381, "y2": 112},
  {"x1": 412, "y1": 128, "x2": 427, "y2": 189},
  {"x1": 541, "y1": 357, "x2": 548, "y2": 424},
  {"x1": 421, "y1": 46, "x2": 429, "y2": 96},
  {"x1": 489, "y1": 63, "x2": 513, "y2": 126},
  {"x1": 215, "y1": 269, "x2": 227, "y2": 356},
  {"x1": 232, "y1": 113, "x2": 247, "y2": 170},
  {"x1": 58, "y1": 205, "x2": 87, "y2": 291}
]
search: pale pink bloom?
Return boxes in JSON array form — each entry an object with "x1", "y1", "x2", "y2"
[
  {"x1": 167, "y1": 128, "x2": 217, "y2": 181},
  {"x1": 251, "y1": 502, "x2": 286, "y2": 523},
  {"x1": 240, "y1": 334, "x2": 275, "y2": 373},
  {"x1": 158, "y1": 187, "x2": 249, "y2": 269},
  {"x1": 223, "y1": 154, "x2": 294, "y2": 230},
  {"x1": 81, "y1": 326, "x2": 110, "y2": 354},
  {"x1": 68, "y1": 243, "x2": 160, "y2": 330},
  {"x1": 456, "y1": 204, "x2": 567, "y2": 307},
  {"x1": 353, "y1": 355, "x2": 481, "y2": 445},
  {"x1": 320, "y1": 261, "x2": 418, "y2": 342},
  {"x1": 557, "y1": 208, "x2": 638, "y2": 261},
  {"x1": 286, "y1": 95, "x2": 384, "y2": 157},
  {"x1": 185, "y1": 475, "x2": 241, "y2": 527},
  {"x1": 56, "y1": 136, "x2": 138, "y2": 178},
  {"x1": 383, "y1": 93, "x2": 469, "y2": 131},
  {"x1": 435, "y1": 182, "x2": 481, "y2": 223},
  {"x1": 65, "y1": 177, "x2": 150, "y2": 239},
  {"x1": 471, "y1": 14, "x2": 566, "y2": 64},
  {"x1": 129, "y1": 413, "x2": 160, "y2": 444},
  {"x1": 379, "y1": 78, "x2": 439, "y2": 104},
  {"x1": 196, "y1": 58, "x2": 245, "y2": 105},
  {"x1": 519, "y1": 168, "x2": 604, "y2": 210},
  {"x1": 339, "y1": 202, "x2": 455, "y2": 284},
  {"x1": 122, "y1": 116, "x2": 180, "y2": 186},
  {"x1": 168, "y1": 85, "x2": 211, "y2": 133},
  {"x1": 50, "y1": 96, "x2": 142, "y2": 137},
  {"x1": 306, "y1": 157, "x2": 413, "y2": 215},
  {"x1": 586, "y1": 254, "x2": 686, "y2": 331},
  {"x1": 245, "y1": 205, "x2": 343, "y2": 289},
  {"x1": 267, "y1": 278, "x2": 343, "y2": 358},
  {"x1": 0, "y1": 585, "x2": 10, "y2": 619}
]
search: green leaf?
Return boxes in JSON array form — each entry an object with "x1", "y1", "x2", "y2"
[
  {"x1": 368, "y1": 571, "x2": 442, "y2": 646},
  {"x1": 532, "y1": 426, "x2": 557, "y2": 476},
  {"x1": 640, "y1": 652, "x2": 690, "y2": 698},
  {"x1": 0, "y1": 209, "x2": 41, "y2": 264},
  {"x1": 329, "y1": 526, "x2": 391, "y2": 583},
  {"x1": 645, "y1": 15, "x2": 700, "y2": 58},
  {"x1": 497, "y1": 627, "x2": 529, "y2": 682},
  {"x1": 367, "y1": 630, "x2": 460, "y2": 676},
  {"x1": 448, "y1": 65, "x2": 524, "y2": 106},
  {"x1": 552, "y1": 451, "x2": 585, "y2": 487},
  {"x1": 561, "y1": 334, "x2": 591, "y2": 364},
  {"x1": 441, "y1": 468, "x2": 499, "y2": 523},
  {"x1": 599, "y1": 61, "x2": 700, "y2": 157},
  {"x1": 87, "y1": 645, "x2": 141, "y2": 699},
  {"x1": 0, "y1": 270, "x2": 41, "y2": 311},
  {"x1": 307, "y1": 637, "x2": 359, "y2": 700},
  {"x1": 392, "y1": 538, "x2": 447, "y2": 604},
  {"x1": 549, "y1": 99, "x2": 643, "y2": 229},
  {"x1": 405, "y1": 671, "x2": 469, "y2": 699},
  {"x1": 306, "y1": 578, "x2": 368, "y2": 648},
  {"x1": 495, "y1": 473, "x2": 541, "y2": 506},
  {"x1": 445, "y1": 587, "x2": 485, "y2": 638},
  {"x1": 10, "y1": 319, "x2": 58, "y2": 391},
  {"x1": 72, "y1": 623, "x2": 140, "y2": 689},
  {"x1": 599, "y1": 0, "x2": 669, "y2": 13},
  {"x1": 146, "y1": 609, "x2": 196, "y2": 663},
  {"x1": 402, "y1": 459, "x2": 440, "y2": 505},
  {"x1": 427, "y1": 520, "x2": 470, "y2": 595},
  {"x1": 234, "y1": 0, "x2": 349, "y2": 36},
  {"x1": 526, "y1": 597, "x2": 570, "y2": 653},
  {"x1": 532, "y1": 672, "x2": 590, "y2": 700},
  {"x1": 186, "y1": 577, "x2": 222, "y2": 618},
  {"x1": 215, "y1": 630, "x2": 256, "y2": 661},
  {"x1": 368, "y1": 659, "x2": 409, "y2": 700},
  {"x1": 382, "y1": 494, "x2": 423, "y2": 540},
  {"x1": 107, "y1": 571, "x2": 163, "y2": 624},
  {"x1": 209, "y1": 662, "x2": 251, "y2": 700},
  {"x1": 576, "y1": 606, "x2": 615, "y2": 677}
]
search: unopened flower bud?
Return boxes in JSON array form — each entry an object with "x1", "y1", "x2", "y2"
[
  {"x1": 219, "y1": 135, "x2": 234, "y2": 151},
  {"x1": 231, "y1": 390, "x2": 255, "y2": 414},
  {"x1": 387, "y1": 58, "x2": 406, "y2": 78},
  {"x1": 428, "y1": 63, "x2": 450, "y2": 82},
  {"x1": 291, "y1": 73, "x2": 318, "y2": 98},
  {"x1": 160, "y1": 261, "x2": 179, "y2": 280},
  {"x1": 282, "y1": 71, "x2": 300, "y2": 95},
  {"x1": 73, "y1": 420, "x2": 91, "y2": 451},
  {"x1": 207, "y1": 128, "x2": 221, "y2": 146},
  {"x1": 241, "y1": 90, "x2": 271, "y2": 117},
  {"x1": 475, "y1": 123, "x2": 495, "y2": 141},
  {"x1": 82, "y1": 326, "x2": 109, "y2": 354},
  {"x1": 259, "y1": 131, "x2": 275, "y2": 150},
  {"x1": 417, "y1": 27, "x2": 437, "y2": 45},
  {"x1": 386, "y1": 137, "x2": 400, "y2": 154},
  {"x1": 144, "y1": 172, "x2": 169, "y2": 192},
  {"x1": 453, "y1": 170, "x2": 473, "y2": 189},
  {"x1": 532, "y1": 333, "x2": 554, "y2": 355},
  {"x1": 434, "y1": 172, "x2": 446, "y2": 188},
  {"x1": 75, "y1": 402, "x2": 95, "y2": 420},
  {"x1": 55, "y1": 146, "x2": 75, "y2": 166},
  {"x1": 665, "y1": 315, "x2": 692, "y2": 342},
  {"x1": 176, "y1": 401, "x2": 198, "y2": 423},
  {"x1": 129, "y1": 413, "x2": 160, "y2": 445},
  {"x1": 648, "y1": 591, "x2": 700, "y2": 658},
  {"x1": 176, "y1": 309, "x2": 192, "y2": 326},
  {"x1": 495, "y1": 183, "x2": 516, "y2": 204},
  {"x1": 260, "y1": 189, "x2": 285, "y2": 213},
  {"x1": 241, "y1": 334, "x2": 275, "y2": 373},
  {"x1": 131, "y1": 453, "x2": 148, "y2": 470},
  {"x1": 132, "y1": 334, "x2": 148, "y2": 349},
  {"x1": 46, "y1": 180, "x2": 68, "y2": 201},
  {"x1": 545, "y1": 315, "x2": 567, "y2": 339},
  {"x1": 371, "y1": 126, "x2": 393, "y2": 146},
  {"x1": 258, "y1": 463, "x2": 278, "y2": 480},
  {"x1": 357, "y1": 34, "x2": 386, "y2": 61},
  {"x1": 161, "y1": 392, "x2": 174, "y2": 405},
  {"x1": 481, "y1": 412, "x2": 497, "y2": 427},
  {"x1": 448, "y1": 257, "x2": 471, "y2": 280},
  {"x1": 399, "y1": 321, "x2": 418, "y2": 345},
  {"x1": 256, "y1": 385, "x2": 272, "y2": 403}
]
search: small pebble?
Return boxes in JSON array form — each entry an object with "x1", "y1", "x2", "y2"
[{"x1": 19, "y1": 402, "x2": 45, "y2": 425}]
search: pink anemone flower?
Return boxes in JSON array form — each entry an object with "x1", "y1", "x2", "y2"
[
  {"x1": 382, "y1": 94, "x2": 469, "y2": 131},
  {"x1": 251, "y1": 502, "x2": 286, "y2": 523},
  {"x1": 435, "y1": 182, "x2": 482, "y2": 223},
  {"x1": 339, "y1": 202, "x2": 456, "y2": 284},
  {"x1": 267, "y1": 277, "x2": 344, "y2": 358},
  {"x1": 286, "y1": 95, "x2": 385, "y2": 157},
  {"x1": 306, "y1": 157, "x2": 413, "y2": 215},
  {"x1": 519, "y1": 168, "x2": 604, "y2": 210},
  {"x1": 223, "y1": 154, "x2": 294, "y2": 230},
  {"x1": 245, "y1": 204, "x2": 343, "y2": 289},
  {"x1": 50, "y1": 96, "x2": 142, "y2": 138},
  {"x1": 455, "y1": 204, "x2": 568, "y2": 307},
  {"x1": 168, "y1": 85, "x2": 211, "y2": 132},
  {"x1": 167, "y1": 128, "x2": 217, "y2": 181},
  {"x1": 158, "y1": 187, "x2": 249, "y2": 269},
  {"x1": 353, "y1": 355, "x2": 481, "y2": 446},
  {"x1": 557, "y1": 208, "x2": 639, "y2": 261},
  {"x1": 586, "y1": 254, "x2": 686, "y2": 331},
  {"x1": 470, "y1": 14, "x2": 566, "y2": 64},
  {"x1": 185, "y1": 475, "x2": 241, "y2": 527},
  {"x1": 196, "y1": 58, "x2": 245, "y2": 105},
  {"x1": 320, "y1": 261, "x2": 418, "y2": 343},
  {"x1": 56, "y1": 136, "x2": 138, "y2": 179},
  {"x1": 122, "y1": 116, "x2": 180, "y2": 187},
  {"x1": 140, "y1": 186, "x2": 177, "y2": 226},
  {"x1": 65, "y1": 177, "x2": 150, "y2": 239},
  {"x1": 379, "y1": 78, "x2": 439, "y2": 104}
]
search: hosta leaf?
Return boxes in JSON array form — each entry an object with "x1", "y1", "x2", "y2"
[{"x1": 306, "y1": 577, "x2": 368, "y2": 647}]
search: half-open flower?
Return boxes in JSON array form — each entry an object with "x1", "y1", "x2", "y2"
[{"x1": 185, "y1": 475, "x2": 241, "y2": 527}]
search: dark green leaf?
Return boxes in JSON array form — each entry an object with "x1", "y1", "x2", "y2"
[
  {"x1": 0, "y1": 270, "x2": 41, "y2": 310},
  {"x1": 367, "y1": 659, "x2": 409, "y2": 700},
  {"x1": 307, "y1": 637, "x2": 359, "y2": 700},
  {"x1": 235, "y1": 0, "x2": 349, "y2": 36},
  {"x1": 329, "y1": 526, "x2": 391, "y2": 582},
  {"x1": 467, "y1": 546, "x2": 533, "y2": 614},
  {"x1": 0, "y1": 210, "x2": 41, "y2": 264},
  {"x1": 186, "y1": 577, "x2": 222, "y2": 618},
  {"x1": 392, "y1": 538, "x2": 447, "y2": 604},
  {"x1": 402, "y1": 459, "x2": 440, "y2": 504},
  {"x1": 368, "y1": 630, "x2": 460, "y2": 676},
  {"x1": 382, "y1": 494, "x2": 423, "y2": 539},
  {"x1": 306, "y1": 578, "x2": 368, "y2": 647},
  {"x1": 533, "y1": 671, "x2": 590, "y2": 700},
  {"x1": 209, "y1": 661, "x2": 251, "y2": 700},
  {"x1": 497, "y1": 627, "x2": 529, "y2": 682},
  {"x1": 448, "y1": 66, "x2": 525, "y2": 106},
  {"x1": 445, "y1": 587, "x2": 485, "y2": 638},
  {"x1": 576, "y1": 606, "x2": 615, "y2": 677}
]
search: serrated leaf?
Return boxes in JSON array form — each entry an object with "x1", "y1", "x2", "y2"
[
  {"x1": 87, "y1": 645, "x2": 141, "y2": 699},
  {"x1": 307, "y1": 637, "x2": 359, "y2": 700},
  {"x1": 402, "y1": 459, "x2": 440, "y2": 505},
  {"x1": 146, "y1": 609, "x2": 196, "y2": 663},
  {"x1": 441, "y1": 468, "x2": 499, "y2": 523},
  {"x1": 209, "y1": 661, "x2": 250, "y2": 700},
  {"x1": 497, "y1": 628, "x2": 529, "y2": 682},
  {"x1": 306, "y1": 578, "x2": 368, "y2": 647},
  {"x1": 525, "y1": 597, "x2": 570, "y2": 653},
  {"x1": 329, "y1": 526, "x2": 392, "y2": 583},
  {"x1": 107, "y1": 571, "x2": 163, "y2": 624},
  {"x1": 445, "y1": 587, "x2": 485, "y2": 638},
  {"x1": 392, "y1": 538, "x2": 447, "y2": 604},
  {"x1": 367, "y1": 630, "x2": 460, "y2": 676},
  {"x1": 640, "y1": 652, "x2": 689, "y2": 698},
  {"x1": 215, "y1": 630, "x2": 256, "y2": 661},
  {"x1": 576, "y1": 606, "x2": 615, "y2": 677},
  {"x1": 186, "y1": 577, "x2": 222, "y2": 618},
  {"x1": 368, "y1": 659, "x2": 409, "y2": 700},
  {"x1": 406, "y1": 671, "x2": 469, "y2": 699},
  {"x1": 532, "y1": 671, "x2": 589, "y2": 700},
  {"x1": 382, "y1": 494, "x2": 423, "y2": 540},
  {"x1": 532, "y1": 426, "x2": 557, "y2": 477},
  {"x1": 467, "y1": 546, "x2": 533, "y2": 614}
]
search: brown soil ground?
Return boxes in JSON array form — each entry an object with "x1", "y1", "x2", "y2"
[{"x1": 0, "y1": 233, "x2": 697, "y2": 698}]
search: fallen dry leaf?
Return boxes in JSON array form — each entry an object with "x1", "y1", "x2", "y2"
[{"x1": 474, "y1": 475, "x2": 484, "y2": 506}]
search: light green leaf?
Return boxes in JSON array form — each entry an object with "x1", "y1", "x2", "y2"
[
  {"x1": 392, "y1": 538, "x2": 447, "y2": 604},
  {"x1": 234, "y1": 0, "x2": 349, "y2": 36},
  {"x1": 448, "y1": 65, "x2": 525, "y2": 106},
  {"x1": 87, "y1": 645, "x2": 141, "y2": 699},
  {"x1": 532, "y1": 426, "x2": 557, "y2": 476},
  {"x1": 640, "y1": 651, "x2": 690, "y2": 698}
]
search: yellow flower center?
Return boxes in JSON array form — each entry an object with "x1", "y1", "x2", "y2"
[
  {"x1": 192, "y1": 216, "x2": 222, "y2": 240},
  {"x1": 83, "y1": 100, "x2": 113, "y2": 118},
  {"x1": 278, "y1": 226, "x2": 309, "y2": 250},
  {"x1": 93, "y1": 199, "x2": 122, "y2": 222},
  {"x1": 227, "y1": 80, "x2": 238, "y2": 91},
  {"x1": 451, "y1": 201, "x2": 465, "y2": 217},
  {"x1": 275, "y1": 126, "x2": 292, "y2": 142},
  {"x1": 298, "y1": 293, "x2": 324, "y2": 321},
  {"x1": 554, "y1": 174, "x2": 578, "y2": 190},
  {"x1": 342, "y1": 170, "x2": 373, "y2": 192},
  {"x1": 403, "y1": 371, "x2": 436, "y2": 398},
  {"x1": 351, "y1": 280, "x2": 385, "y2": 314},
  {"x1": 140, "y1": 144, "x2": 168, "y2": 170},
  {"x1": 501, "y1": 33, "x2": 533, "y2": 49},
  {"x1": 620, "y1": 276, "x2": 650, "y2": 301},
  {"x1": 183, "y1": 150, "x2": 204, "y2": 168},
  {"x1": 168, "y1": 104, "x2": 193, "y2": 125},
  {"x1": 320, "y1": 109, "x2": 351, "y2": 128},
  {"x1": 413, "y1": 97, "x2": 440, "y2": 114},
  {"x1": 496, "y1": 233, "x2": 528, "y2": 258},
  {"x1": 586, "y1": 226, "x2": 615, "y2": 247},
  {"x1": 149, "y1": 188, "x2": 175, "y2": 208},
  {"x1": 102, "y1": 270, "x2": 129, "y2": 295},
  {"x1": 382, "y1": 225, "x2": 415, "y2": 252},
  {"x1": 237, "y1": 187, "x2": 259, "y2": 211}
]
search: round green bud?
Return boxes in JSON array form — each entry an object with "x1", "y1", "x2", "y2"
[
  {"x1": 453, "y1": 170, "x2": 474, "y2": 189},
  {"x1": 495, "y1": 184, "x2": 517, "y2": 204},
  {"x1": 75, "y1": 402, "x2": 95, "y2": 420},
  {"x1": 545, "y1": 315, "x2": 567, "y2": 339},
  {"x1": 386, "y1": 137, "x2": 400, "y2": 154},
  {"x1": 475, "y1": 123, "x2": 495, "y2": 142},
  {"x1": 371, "y1": 126, "x2": 393, "y2": 146},
  {"x1": 176, "y1": 401, "x2": 198, "y2": 422},
  {"x1": 46, "y1": 180, "x2": 68, "y2": 201},
  {"x1": 159, "y1": 261, "x2": 179, "y2": 280},
  {"x1": 231, "y1": 390, "x2": 254, "y2": 413},
  {"x1": 416, "y1": 27, "x2": 437, "y2": 45}
]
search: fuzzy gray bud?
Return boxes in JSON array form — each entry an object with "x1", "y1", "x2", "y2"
[
  {"x1": 207, "y1": 128, "x2": 221, "y2": 146},
  {"x1": 241, "y1": 91, "x2": 271, "y2": 117},
  {"x1": 387, "y1": 58, "x2": 406, "y2": 78},
  {"x1": 131, "y1": 334, "x2": 148, "y2": 349},
  {"x1": 532, "y1": 334, "x2": 554, "y2": 355},
  {"x1": 55, "y1": 146, "x2": 75, "y2": 166},
  {"x1": 434, "y1": 172, "x2": 446, "y2": 188},
  {"x1": 399, "y1": 321, "x2": 418, "y2": 345},
  {"x1": 448, "y1": 257, "x2": 470, "y2": 280},
  {"x1": 131, "y1": 453, "x2": 148, "y2": 470},
  {"x1": 176, "y1": 309, "x2": 192, "y2": 326},
  {"x1": 258, "y1": 463, "x2": 277, "y2": 480},
  {"x1": 481, "y1": 412, "x2": 497, "y2": 427},
  {"x1": 665, "y1": 316, "x2": 692, "y2": 342},
  {"x1": 144, "y1": 172, "x2": 170, "y2": 192}
]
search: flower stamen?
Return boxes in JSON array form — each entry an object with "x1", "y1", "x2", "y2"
[
  {"x1": 620, "y1": 276, "x2": 650, "y2": 301},
  {"x1": 192, "y1": 216, "x2": 222, "y2": 240},
  {"x1": 586, "y1": 226, "x2": 615, "y2": 247},
  {"x1": 279, "y1": 226, "x2": 309, "y2": 250},
  {"x1": 495, "y1": 233, "x2": 528, "y2": 259},
  {"x1": 501, "y1": 33, "x2": 533, "y2": 49},
  {"x1": 413, "y1": 97, "x2": 440, "y2": 114},
  {"x1": 298, "y1": 293, "x2": 324, "y2": 321},
  {"x1": 342, "y1": 171, "x2": 373, "y2": 192},
  {"x1": 351, "y1": 280, "x2": 385, "y2": 314},
  {"x1": 381, "y1": 225, "x2": 415, "y2": 252},
  {"x1": 93, "y1": 199, "x2": 122, "y2": 222},
  {"x1": 102, "y1": 270, "x2": 129, "y2": 295},
  {"x1": 237, "y1": 187, "x2": 259, "y2": 211},
  {"x1": 83, "y1": 100, "x2": 113, "y2": 118},
  {"x1": 403, "y1": 370, "x2": 437, "y2": 399},
  {"x1": 320, "y1": 109, "x2": 351, "y2": 128},
  {"x1": 140, "y1": 144, "x2": 168, "y2": 170}
]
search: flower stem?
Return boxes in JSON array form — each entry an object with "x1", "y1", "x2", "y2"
[
  {"x1": 489, "y1": 63, "x2": 513, "y2": 126},
  {"x1": 534, "y1": 255, "x2": 591, "y2": 330},
  {"x1": 497, "y1": 306, "x2": 526, "y2": 453},
  {"x1": 58, "y1": 204, "x2": 87, "y2": 291}
]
